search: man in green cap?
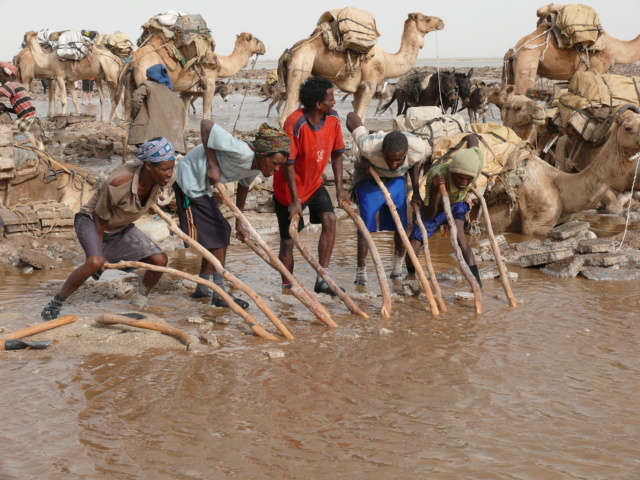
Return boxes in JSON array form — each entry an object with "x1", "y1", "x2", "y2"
[{"x1": 408, "y1": 133, "x2": 484, "y2": 287}]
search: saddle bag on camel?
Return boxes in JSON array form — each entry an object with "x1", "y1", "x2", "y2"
[{"x1": 393, "y1": 106, "x2": 466, "y2": 156}]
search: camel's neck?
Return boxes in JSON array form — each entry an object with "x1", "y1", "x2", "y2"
[
  {"x1": 558, "y1": 129, "x2": 632, "y2": 212},
  {"x1": 379, "y1": 23, "x2": 425, "y2": 78},
  {"x1": 27, "y1": 37, "x2": 51, "y2": 70},
  {"x1": 217, "y1": 43, "x2": 254, "y2": 77},
  {"x1": 607, "y1": 33, "x2": 640, "y2": 65}
]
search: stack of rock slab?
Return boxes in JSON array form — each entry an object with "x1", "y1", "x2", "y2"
[
  {"x1": 0, "y1": 203, "x2": 75, "y2": 238},
  {"x1": 499, "y1": 221, "x2": 640, "y2": 281}
]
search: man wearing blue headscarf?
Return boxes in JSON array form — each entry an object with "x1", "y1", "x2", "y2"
[
  {"x1": 128, "y1": 64, "x2": 186, "y2": 154},
  {"x1": 40, "y1": 138, "x2": 177, "y2": 320}
]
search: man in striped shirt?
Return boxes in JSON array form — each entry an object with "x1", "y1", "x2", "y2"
[{"x1": 0, "y1": 61, "x2": 43, "y2": 148}]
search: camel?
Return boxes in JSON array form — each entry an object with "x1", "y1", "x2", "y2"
[
  {"x1": 501, "y1": 94, "x2": 545, "y2": 146},
  {"x1": 505, "y1": 23, "x2": 640, "y2": 95},
  {"x1": 553, "y1": 127, "x2": 640, "y2": 215},
  {"x1": 122, "y1": 32, "x2": 265, "y2": 125},
  {"x1": 23, "y1": 31, "x2": 123, "y2": 123},
  {"x1": 13, "y1": 47, "x2": 60, "y2": 119},
  {"x1": 485, "y1": 106, "x2": 640, "y2": 236},
  {"x1": 277, "y1": 13, "x2": 444, "y2": 126},
  {"x1": 487, "y1": 84, "x2": 517, "y2": 117}
]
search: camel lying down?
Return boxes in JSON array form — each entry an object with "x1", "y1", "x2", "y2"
[{"x1": 485, "y1": 106, "x2": 640, "y2": 236}]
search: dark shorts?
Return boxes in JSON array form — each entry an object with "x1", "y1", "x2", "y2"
[
  {"x1": 354, "y1": 176, "x2": 407, "y2": 233},
  {"x1": 75, "y1": 213, "x2": 164, "y2": 278},
  {"x1": 409, "y1": 201, "x2": 471, "y2": 244},
  {"x1": 274, "y1": 184, "x2": 334, "y2": 240},
  {"x1": 173, "y1": 183, "x2": 231, "y2": 249},
  {"x1": 82, "y1": 79, "x2": 94, "y2": 92}
]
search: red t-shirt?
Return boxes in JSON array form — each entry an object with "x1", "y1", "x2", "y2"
[{"x1": 273, "y1": 108, "x2": 345, "y2": 205}]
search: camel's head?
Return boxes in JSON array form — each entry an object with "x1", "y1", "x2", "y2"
[
  {"x1": 236, "y1": 33, "x2": 266, "y2": 56},
  {"x1": 408, "y1": 13, "x2": 445, "y2": 36},
  {"x1": 23, "y1": 31, "x2": 38, "y2": 44},
  {"x1": 503, "y1": 95, "x2": 546, "y2": 128},
  {"x1": 614, "y1": 108, "x2": 640, "y2": 157},
  {"x1": 488, "y1": 84, "x2": 516, "y2": 109}
]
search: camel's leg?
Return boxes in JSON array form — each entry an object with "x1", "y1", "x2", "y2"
[
  {"x1": 93, "y1": 79, "x2": 107, "y2": 122},
  {"x1": 68, "y1": 80, "x2": 82, "y2": 116},
  {"x1": 56, "y1": 76, "x2": 68, "y2": 115},
  {"x1": 201, "y1": 89, "x2": 215, "y2": 121},
  {"x1": 47, "y1": 80, "x2": 55, "y2": 119},
  {"x1": 353, "y1": 83, "x2": 376, "y2": 124},
  {"x1": 182, "y1": 93, "x2": 193, "y2": 129}
]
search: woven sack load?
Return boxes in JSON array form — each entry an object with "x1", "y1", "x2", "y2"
[
  {"x1": 316, "y1": 7, "x2": 379, "y2": 55},
  {"x1": 393, "y1": 106, "x2": 466, "y2": 157}
]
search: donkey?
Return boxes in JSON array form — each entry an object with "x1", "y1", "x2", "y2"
[
  {"x1": 467, "y1": 80, "x2": 493, "y2": 123},
  {"x1": 188, "y1": 80, "x2": 230, "y2": 115},
  {"x1": 442, "y1": 69, "x2": 473, "y2": 113},
  {"x1": 378, "y1": 70, "x2": 457, "y2": 116}
]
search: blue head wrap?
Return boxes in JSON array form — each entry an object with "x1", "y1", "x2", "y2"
[
  {"x1": 137, "y1": 137, "x2": 175, "y2": 163},
  {"x1": 146, "y1": 64, "x2": 173, "y2": 90}
]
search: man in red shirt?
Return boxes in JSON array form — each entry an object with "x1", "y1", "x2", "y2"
[{"x1": 273, "y1": 76, "x2": 349, "y2": 295}]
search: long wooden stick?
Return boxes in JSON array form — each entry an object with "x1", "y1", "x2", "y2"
[
  {"x1": 2, "y1": 315, "x2": 78, "y2": 340},
  {"x1": 97, "y1": 313, "x2": 199, "y2": 348},
  {"x1": 412, "y1": 205, "x2": 447, "y2": 313},
  {"x1": 340, "y1": 200, "x2": 392, "y2": 318},
  {"x1": 470, "y1": 186, "x2": 518, "y2": 308},
  {"x1": 289, "y1": 214, "x2": 368, "y2": 318},
  {"x1": 105, "y1": 261, "x2": 279, "y2": 341},
  {"x1": 215, "y1": 184, "x2": 338, "y2": 328},
  {"x1": 438, "y1": 184, "x2": 483, "y2": 314},
  {"x1": 369, "y1": 168, "x2": 439, "y2": 315},
  {"x1": 151, "y1": 205, "x2": 293, "y2": 339}
]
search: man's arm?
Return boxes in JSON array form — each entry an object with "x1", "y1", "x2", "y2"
[
  {"x1": 408, "y1": 163, "x2": 422, "y2": 208},
  {"x1": 130, "y1": 83, "x2": 149, "y2": 119},
  {"x1": 425, "y1": 173, "x2": 444, "y2": 220},
  {"x1": 285, "y1": 163, "x2": 302, "y2": 219},
  {"x1": 346, "y1": 112, "x2": 363, "y2": 133},
  {"x1": 331, "y1": 152, "x2": 350, "y2": 207},
  {"x1": 200, "y1": 119, "x2": 221, "y2": 186}
]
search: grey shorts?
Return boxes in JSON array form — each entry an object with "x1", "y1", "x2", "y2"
[{"x1": 75, "y1": 213, "x2": 164, "y2": 278}]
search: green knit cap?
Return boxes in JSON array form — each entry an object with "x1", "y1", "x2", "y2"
[{"x1": 450, "y1": 147, "x2": 483, "y2": 178}]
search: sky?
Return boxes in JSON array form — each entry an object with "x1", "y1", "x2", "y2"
[{"x1": 1, "y1": 0, "x2": 638, "y2": 61}]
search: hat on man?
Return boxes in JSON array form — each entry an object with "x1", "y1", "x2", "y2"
[
  {"x1": 450, "y1": 147, "x2": 483, "y2": 178},
  {"x1": 137, "y1": 137, "x2": 176, "y2": 163}
]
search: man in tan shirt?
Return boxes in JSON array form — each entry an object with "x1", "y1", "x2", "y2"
[{"x1": 40, "y1": 138, "x2": 177, "y2": 320}]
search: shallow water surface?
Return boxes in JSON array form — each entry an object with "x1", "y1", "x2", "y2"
[{"x1": 2, "y1": 219, "x2": 640, "y2": 479}]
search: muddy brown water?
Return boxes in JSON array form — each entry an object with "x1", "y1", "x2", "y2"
[{"x1": 2, "y1": 94, "x2": 640, "y2": 479}]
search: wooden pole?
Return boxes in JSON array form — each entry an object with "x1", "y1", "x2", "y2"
[
  {"x1": 412, "y1": 205, "x2": 447, "y2": 313},
  {"x1": 438, "y1": 184, "x2": 483, "y2": 314},
  {"x1": 470, "y1": 186, "x2": 518, "y2": 308},
  {"x1": 369, "y1": 168, "x2": 439, "y2": 315},
  {"x1": 151, "y1": 205, "x2": 294, "y2": 339},
  {"x1": 105, "y1": 261, "x2": 280, "y2": 341},
  {"x1": 289, "y1": 214, "x2": 368, "y2": 318},
  {"x1": 97, "y1": 313, "x2": 199, "y2": 348},
  {"x1": 0, "y1": 315, "x2": 78, "y2": 350},
  {"x1": 340, "y1": 200, "x2": 392, "y2": 318},
  {"x1": 214, "y1": 184, "x2": 338, "y2": 328}
]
